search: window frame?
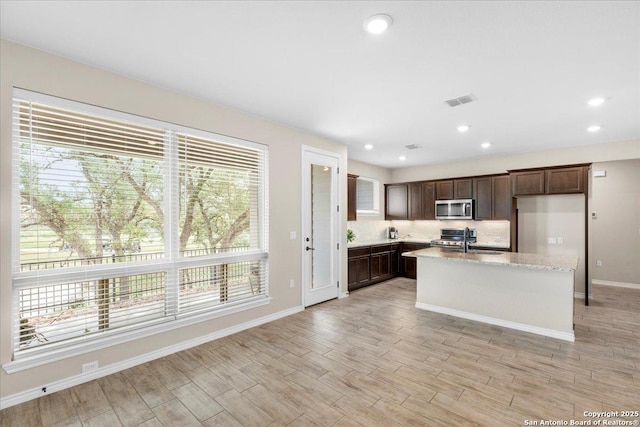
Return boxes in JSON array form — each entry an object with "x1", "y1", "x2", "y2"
[
  {"x1": 355, "y1": 176, "x2": 380, "y2": 216},
  {"x1": 7, "y1": 88, "x2": 270, "y2": 372}
]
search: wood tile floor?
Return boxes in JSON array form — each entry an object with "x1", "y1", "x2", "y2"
[{"x1": 1, "y1": 279, "x2": 639, "y2": 426}]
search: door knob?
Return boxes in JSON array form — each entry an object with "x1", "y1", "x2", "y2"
[{"x1": 306, "y1": 246, "x2": 315, "y2": 251}]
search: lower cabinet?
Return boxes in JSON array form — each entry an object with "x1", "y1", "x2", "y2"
[
  {"x1": 348, "y1": 242, "x2": 428, "y2": 291},
  {"x1": 400, "y1": 243, "x2": 430, "y2": 279}
]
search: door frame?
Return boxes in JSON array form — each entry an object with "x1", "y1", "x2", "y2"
[{"x1": 301, "y1": 145, "x2": 343, "y2": 307}]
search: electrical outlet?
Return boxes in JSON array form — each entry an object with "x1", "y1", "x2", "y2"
[
  {"x1": 82, "y1": 361, "x2": 99, "y2": 373},
  {"x1": 548, "y1": 237, "x2": 557, "y2": 244},
  {"x1": 289, "y1": 279, "x2": 294, "y2": 288},
  {"x1": 596, "y1": 260, "x2": 603, "y2": 267}
]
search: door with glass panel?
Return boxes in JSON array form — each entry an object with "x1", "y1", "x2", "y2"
[{"x1": 302, "y1": 148, "x2": 340, "y2": 307}]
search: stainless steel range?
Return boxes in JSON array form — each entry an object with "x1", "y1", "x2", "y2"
[{"x1": 430, "y1": 228, "x2": 477, "y2": 249}]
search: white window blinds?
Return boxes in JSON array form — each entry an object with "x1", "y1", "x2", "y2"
[{"x1": 12, "y1": 89, "x2": 269, "y2": 361}]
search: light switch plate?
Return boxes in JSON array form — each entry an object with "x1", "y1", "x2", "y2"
[{"x1": 289, "y1": 231, "x2": 296, "y2": 240}]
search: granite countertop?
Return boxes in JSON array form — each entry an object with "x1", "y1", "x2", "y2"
[
  {"x1": 403, "y1": 247, "x2": 578, "y2": 272},
  {"x1": 347, "y1": 238, "x2": 510, "y2": 250}
]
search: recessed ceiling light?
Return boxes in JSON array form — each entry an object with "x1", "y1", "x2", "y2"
[
  {"x1": 481, "y1": 142, "x2": 491, "y2": 149},
  {"x1": 364, "y1": 144, "x2": 373, "y2": 150},
  {"x1": 363, "y1": 14, "x2": 392, "y2": 35},
  {"x1": 457, "y1": 125, "x2": 470, "y2": 133},
  {"x1": 398, "y1": 155, "x2": 406, "y2": 161},
  {"x1": 587, "y1": 125, "x2": 601, "y2": 133},
  {"x1": 587, "y1": 97, "x2": 606, "y2": 107}
]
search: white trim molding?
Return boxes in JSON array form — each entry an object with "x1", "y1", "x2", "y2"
[
  {"x1": 592, "y1": 279, "x2": 640, "y2": 290},
  {"x1": 416, "y1": 302, "x2": 575, "y2": 343},
  {"x1": 0, "y1": 305, "x2": 303, "y2": 410}
]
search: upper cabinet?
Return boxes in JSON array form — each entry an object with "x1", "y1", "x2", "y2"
[
  {"x1": 511, "y1": 165, "x2": 588, "y2": 196},
  {"x1": 474, "y1": 174, "x2": 511, "y2": 220},
  {"x1": 511, "y1": 170, "x2": 545, "y2": 195},
  {"x1": 385, "y1": 184, "x2": 408, "y2": 220},
  {"x1": 546, "y1": 166, "x2": 586, "y2": 194},
  {"x1": 436, "y1": 178, "x2": 472, "y2": 200},
  {"x1": 435, "y1": 180, "x2": 453, "y2": 200},
  {"x1": 408, "y1": 183, "x2": 423, "y2": 220},
  {"x1": 347, "y1": 174, "x2": 358, "y2": 221},
  {"x1": 422, "y1": 181, "x2": 436, "y2": 220}
]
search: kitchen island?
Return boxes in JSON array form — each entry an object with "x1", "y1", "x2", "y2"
[{"x1": 403, "y1": 247, "x2": 578, "y2": 341}]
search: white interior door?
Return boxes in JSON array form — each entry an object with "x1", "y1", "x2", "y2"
[{"x1": 302, "y1": 148, "x2": 340, "y2": 307}]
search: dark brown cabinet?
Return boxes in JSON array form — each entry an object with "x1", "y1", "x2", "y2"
[
  {"x1": 474, "y1": 174, "x2": 511, "y2": 220},
  {"x1": 401, "y1": 242, "x2": 430, "y2": 279},
  {"x1": 511, "y1": 165, "x2": 588, "y2": 196},
  {"x1": 437, "y1": 179, "x2": 472, "y2": 199},
  {"x1": 546, "y1": 167, "x2": 586, "y2": 194},
  {"x1": 436, "y1": 180, "x2": 454, "y2": 200},
  {"x1": 347, "y1": 247, "x2": 371, "y2": 291},
  {"x1": 408, "y1": 183, "x2": 423, "y2": 220},
  {"x1": 454, "y1": 179, "x2": 473, "y2": 199},
  {"x1": 422, "y1": 181, "x2": 436, "y2": 220},
  {"x1": 347, "y1": 242, "x2": 427, "y2": 291},
  {"x1": 370, "y1": 244, "x2": 391, "y2": 281},
  {"x1": 347, "y1": 174, "x2": 358, "y2": 221},
  {"x1": 385, "y1": 184, "x2": 408, "y2": 220},
  {"x1": 511, "y1": 170, "x2": 545, "y2": 195}
]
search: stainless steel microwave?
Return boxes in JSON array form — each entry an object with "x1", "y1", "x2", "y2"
[{"x1": 435, "y1": 199, "x2": 474, "y2": 220}]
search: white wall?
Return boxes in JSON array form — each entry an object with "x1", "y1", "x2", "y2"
[{"x1": 0, "y1": 40, "x2": 348, "y2": 401}]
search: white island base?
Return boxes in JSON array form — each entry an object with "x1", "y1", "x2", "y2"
[{"x1": 412, "y1": 251, "x2": 576, "y2": 342}]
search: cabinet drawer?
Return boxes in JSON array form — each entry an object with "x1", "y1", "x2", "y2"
[
  {"x1": 371, "y1": 244, "x2": 391, "y2": 254},
  {"x1": 348, "y1": 247, "x2": 370, "y2": 258}
]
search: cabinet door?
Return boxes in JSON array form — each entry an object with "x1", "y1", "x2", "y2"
[
  {"x1": 422, "y1": 182, "x2": 436, "y2": 220},
  {"x1": 546, "y1": 167, "x2": 585, "y2": 194},
  {"x1": 390, "y1": 247, "x2": 400, "y2": 275},
  {"x1": 473, "y1": 177, "x2": 493, "y2": 220},
  {"x1": 385, "y1": 184, "x2": 408, "y2": 220},
  {"x1": 436, "y1": 180, "x2": 454, "y2": 200},
  {"x1": 348, "y1": 258, "x2": 358, "y2": 287},
  {"x1": 408, "y1": 183, "x2": 423, "y2": 220},
  {"x1": 380, "y1": 252, "x2": 390, "y2": 277},
  {"x1": 454, "y1": 179, "x2": 473, "y2": 199},
  {"x1": 492, "y1": 175, "x2": 511, "y2": 219},
  {"x1": 347, "y1": 174, "x2": 358, "y2": 221},
  {"x1": 370, "y1": 254, "x2": 381, "y2": 280},
  {"x1": 356, "y1": 256, "x2": 370, "y2": 285},
  {"x1": 512, "y1": 170, "x2": 545, "y2": 195}
]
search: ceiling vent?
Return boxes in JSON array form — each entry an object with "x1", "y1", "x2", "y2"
[
  {"x1": 445, "y1": 94, "x2": 476, "y2": 107},
  {"x1": 404, "y1": 144, "x2": 421, "y2": 150}
]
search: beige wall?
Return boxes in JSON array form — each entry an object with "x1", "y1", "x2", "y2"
[
  {"x1": 0, "y1": 40, "x2": 348, "y2": 399},
  {"x1": 517, "y1": 195, "x2": 586, "y2": 293},
  {"x1": 590, "y1": 159, "x2": 640, "y2": 285}
]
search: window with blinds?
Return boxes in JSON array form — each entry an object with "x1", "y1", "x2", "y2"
[
  {"x1": 356, "y1": 177, "x2": 380, "y2": 214},
  {"x1": 11, "y1": 89, "x2": 269, "y2": 361}
]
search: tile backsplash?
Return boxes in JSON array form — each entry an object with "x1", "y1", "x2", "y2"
[{"x1": 347, "y1": 219, "x2": 510, "y2": 245}]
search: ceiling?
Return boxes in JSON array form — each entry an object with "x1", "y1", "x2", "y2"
[{"x1": 1, "y1": 1, "x2": 639, "y2": 168}]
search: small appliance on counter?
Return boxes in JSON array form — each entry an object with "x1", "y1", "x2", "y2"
[
  {"x1": 389, "y1": 226, "x2": 398, "y2": 239},
  {"x1": 430, "y1": 228, "x2": 476, "y2": 248}
]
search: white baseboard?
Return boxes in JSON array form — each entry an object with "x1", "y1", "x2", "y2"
[
  {"x1": 592, "y1": 279, "x2": 640, "y2": 290},
  {"x1": 339, "y1": 291, "x2": 349, "y2": 299},
  {"x1": 574, "y1": 292, "x2": 593, "y2": 300},
  {"x1": 0, "y1": 305, "x2": 304, "y2": 410},
  {"x1": 415, "y1": 302, "x2": 575, "y2": 343}
]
